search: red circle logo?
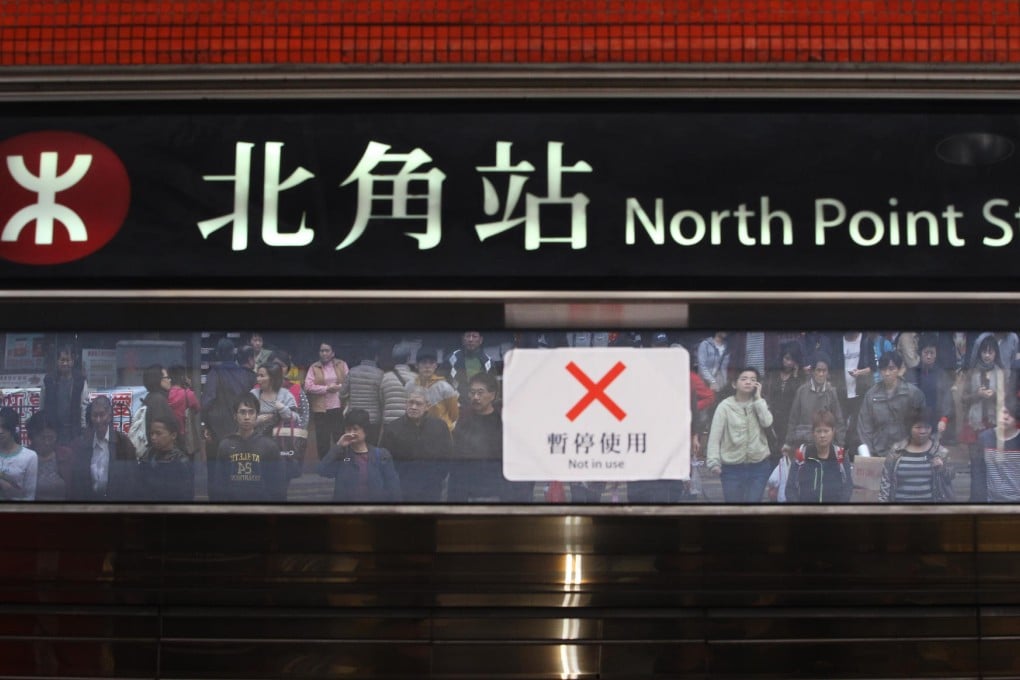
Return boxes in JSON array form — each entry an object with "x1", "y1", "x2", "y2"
[{"x1": 0, "y1": 131, "x2": 130, "y2": 265}]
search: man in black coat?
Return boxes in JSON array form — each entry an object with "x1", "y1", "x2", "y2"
[
  {"x1": 42, "y1": 344, "x2": 89, "y2": 446},
  {"x1": 380, "y1": 387, "x2": 453, "y2": 502},
  {"x1": 449, "y1": 373, "x2": 532, "y2": 503}
]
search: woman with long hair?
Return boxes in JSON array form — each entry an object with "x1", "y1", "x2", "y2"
[
  {"x1": 141, "y1": 363, "x2": 173, "y2": 431},
  {"x1": 250, "y1": 364, "x2": 298, "y2": 436},
  {"x1": 962, "y1": 335, "x2": 1008, "y2": 444}
]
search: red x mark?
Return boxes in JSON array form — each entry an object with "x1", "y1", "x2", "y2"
[{"x1": 565, "y1": 361, "x2": 627, "y2": 422}]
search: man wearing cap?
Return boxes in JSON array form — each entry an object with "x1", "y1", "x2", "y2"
[{"x1": 408, "y1": 349, "x2": 460, "y2": 431}]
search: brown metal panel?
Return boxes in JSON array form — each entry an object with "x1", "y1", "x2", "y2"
[
  {"x1": 598, "y1": 642, "x2": 709, "y2": 677},
  {"x1": 431, "y1": 643, "x2": 602, "y2": 678},
  {"x1": 161, "y1": 551, "x2": 437, "y2": 586},
  {"x1": 706, "y1": 639, "x2": 979, "y2": 678},
  {"x1": 433, "y1": 616, "x2": 602, "y2": 641},
  {"x1": 695, "y1": 515, "x2": 975, "y2": 555},
  {"x1": 0, "y1": 640, "x2": 157, "y2": 678},
  {"x1": 430, "y1": 553, "x2": 706, "y2": 587},
  {"x1": 977, "y1": 517, "x2": 1020, "y2": 552},
  {"x1": 161, "y1": 515, "x2": 442, "y2": 554},
  {"x1": 162, "y1": 611, "x2": 430, "y2": 641},
  {"x1": 981, "y1": 607, "x2": 1020, "y2": 636},
  {"x1": 433, "y1": 591, "x2": 705, "y2": 608},
  {"x1": 0, "y1": 515, "x2": 162, "y2": 551},
  {"x1": 0, "y1": 512, "x2": 1003, "y2": 677},
  {"x1": 980, "y1": 638, "x2": 1020, "y2": 677},
  {"x1": 0, "y1": 608, "x2": 158, "y2": 638},
  {"x1": 600, "y1": 612, "x2": 707, "y2": 641},
  {"x1": 706, "y1": 607, "x2": 979, "y2": 640},
  {"x1": 159, "y1": 641, "x2": 431, "y2": 678},
  {"x1": 435, "y1": 516, "x2": 607, "y2": 554},
  {"x1": 700, "y1": 553, "x2": 979, "y2": 607}
]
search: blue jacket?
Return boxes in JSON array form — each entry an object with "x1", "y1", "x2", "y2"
[{"x1": 318, "y1": 445, "x2": 401, "y2": 502}]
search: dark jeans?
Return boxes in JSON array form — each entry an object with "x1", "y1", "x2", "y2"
[
  {"x1": 312, "y1": 409, "x2": 343, "y2": 460},
  {"x1": 627, "y1": 480, "x2": 688, "y2": 503},
  {"x1": 397, "y1": 461, "x2": 448, "y2": 503},
  {"x1": 969, "y1": 443, "x2": 987, "y2": 503},
  {"x1": 720, "y1": 458, "x2": 773, "y2": 503},
  {"x1": 568, "y1": 482, "x2": 606, "y2": 503},
  {"x1": 448, "y1": 462, "x2": 532, "y2": 502},
  {"x1": 842, "y1": 395, "x2": 863, "y2": 458}
]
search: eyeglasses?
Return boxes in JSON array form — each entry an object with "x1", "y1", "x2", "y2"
[{"x1": 468, "y1": 389, "x2": 492, "y2": 397}]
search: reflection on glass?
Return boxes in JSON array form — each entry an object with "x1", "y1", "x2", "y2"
[
  {"x1": 1, "y1": 329, "x2": 1015, "y2": 504},
  {"x1": 560, "y1": 515, "x2": 584, "y2": 678}
]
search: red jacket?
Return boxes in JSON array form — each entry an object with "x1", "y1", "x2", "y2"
[{"x1": 691, "y1": 371, "x2": 715, "y2": 413}]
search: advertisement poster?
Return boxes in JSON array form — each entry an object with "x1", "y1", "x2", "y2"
[
  {"x1": 4, "y1": 333, "x2": 46, "y2": 371},
  {"x1": 82, "y1": 349, "x2": 117, "y2": 389}
]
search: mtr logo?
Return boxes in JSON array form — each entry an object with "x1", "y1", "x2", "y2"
[{"x1": 0, "y1": 131, "x2": 130, "y2": 265}]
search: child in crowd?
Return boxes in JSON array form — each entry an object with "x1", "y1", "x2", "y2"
[{"x1": 766, "y1": 444, "x2": 794, "y2": 503}]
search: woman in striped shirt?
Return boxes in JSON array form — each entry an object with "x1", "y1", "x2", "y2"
[{"x1": 879, "y1": 408, "x2": 952, "y2": 502}]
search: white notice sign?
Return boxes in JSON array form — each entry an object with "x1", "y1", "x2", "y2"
[{"x1": 502, "y1": 347, "x2": 690, "y2": 482}]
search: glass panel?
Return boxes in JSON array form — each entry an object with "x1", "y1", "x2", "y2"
[{"x1": 0, "y1": 329, "x2": 1008, "y2": 505}]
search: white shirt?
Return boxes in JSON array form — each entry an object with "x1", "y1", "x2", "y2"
[
  {"x1": 0, "y1": 446, "x2": 38, "y2": 501},
  {"x1": 843, "y1": 335, "x2": 862, "y2": 399},
  {"x1": 91, "y1": 428, "x2": 111, "y2": 493}
]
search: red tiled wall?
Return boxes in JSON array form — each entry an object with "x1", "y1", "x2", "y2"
[{"x1": 2, "y1": 1, "x2": 1019, "y2": 66}]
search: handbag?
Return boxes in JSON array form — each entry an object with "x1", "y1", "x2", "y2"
[
  {"x1": 751, "y1": 401, "x2": 782, "y2": 462},
  {"x1": 763, "y1": 424, "x2": 782, "y2": 463},
  {"x1": 273, "y1": 422, "x2": 309, "y2": 479},
  {"x1": 183, "y1": 408, "x2": 202, "y2": 458},
  {"x1": 932, "y1": 462, "x2": 956, "y2": 502}
]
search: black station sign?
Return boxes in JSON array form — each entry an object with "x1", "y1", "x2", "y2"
[{"x1": 1, "y1": 100, "x2": 1019, "y2": 290}]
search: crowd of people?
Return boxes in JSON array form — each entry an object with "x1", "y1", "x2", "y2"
[
  {"x1": 0, "y1": 330, "x2": 1018, "y2": 504},
  {"x1": 697, "y1": 331, "x2": 1018, "y2": 504}
]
